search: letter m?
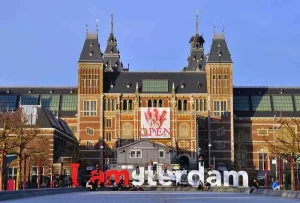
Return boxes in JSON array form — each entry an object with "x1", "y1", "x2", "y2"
[
  {"x1": 106, "y1": 170, "x2": 130, "y2": 186},
  {"x1": 223, "y1": 171, "x2": 249, "y2": 187}
]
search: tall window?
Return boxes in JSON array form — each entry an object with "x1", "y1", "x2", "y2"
[
  {"x1": 81, "y1": 75, "x2": 86, "y2": 87},
  {"x1": 158, "y1": 100, "x2": 163, "y2": 107},
  {"x1": 212, "y1": 74, "x2": 216, "y2": 88},
  {"x1": 86, "y1": 127, "x2": 94, "y2": 136},
  {"x1": 94, "y1": 75, "x2": 98, "y2": 87},
  {"x1": 123, "y1": 100, "x2": 127, "y2": 110},
  {"x1": 178, "y1": 100, "x2": 182, "y2": 111},
  {"x1": 183, "y1": 100, "x2": 187, "y2": 111},
  {"x1": 84, "y1": 100, "x2": 97, "y2": 116},
  {"x1": 104, "y1": 99, "x2": 116, "y2": 111},
  {"x1": 258, "y1": 153, "x2": 267, "y2": 170},
  {"x1": 105, "y1": 132, "x2": 112, "y2": 141},
  {"x1": 196, "y1": 99, "x2": 207, "y2": 111},
  {"x1": 31, "y1": 166, "x2": 44, "y2": 184},
  {"x1": 128, "y1": 100, "x2": 133, "y2": 110},
  {"x1": 224, "y1": 75, "x2": 228, "y2": 87},
  {"x1": 213, "y1": 101, "x2": 227, "y2": 116},
  {"x1": 153, "y1": 100, "x2": 157, "y2": 107},
  {"x1": 106, "y1": 119, "x2": 112, "y2": 128},
  {"x1": 148, "y1": 100, "x2": 152, "y2": 107}
]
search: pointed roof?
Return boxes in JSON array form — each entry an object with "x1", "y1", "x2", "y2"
[
  {"x1": 183, "y1": 10, "x2": 206, "y2": 71},
  {"x1": 117, "y1": 139, "x2": 173, "y2": 150},
  {"x1": 78, "y1": 20, "x2": 103, "y2": 63},
  {"x1": 103, "y1": 13, "x2": 124, "y2": 72},
  {"x1": 78, "y1": 33, "x2": 103, "y2": 63},
  {"x1": 207, "y1": 33, "x2": 232, "y2": 63}
]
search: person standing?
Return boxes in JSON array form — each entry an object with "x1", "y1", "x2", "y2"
[{"x1": 172, "y1": 173, "x2": 176, "y2": 187}]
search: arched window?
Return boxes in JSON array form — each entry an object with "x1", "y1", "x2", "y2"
[
  {"x1": 123, "y1": 100, "x2": 127, "y2": 111},
  {"x1": 200, "y1": 99, "x2": 203, "y2": 111},
  {"x1": 148, "y1": 100, "x2": 152, "y2": 107},
  {"x1": 158, "y1": 100, "x2": 163, "y2": 107},
  {"x1": 153, "y1": 100, "x2": 157, "y2": 107},
  {"x1": 178, "y1": 100, "x2": 182, "y2": 111},
  {"x1": 128, "y1": 100, "x2": 133, "y2": 110},
  {"x1": 183, "y1": 100, "x2": 187, "y2": 111}
]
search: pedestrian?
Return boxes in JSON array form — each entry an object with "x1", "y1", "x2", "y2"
[
  {"x1": 172, "y1": 173, "x2": 176, "y2": 187},
  {"x1": 249, "y1": 179, "x2": 259, "y2": 193}
]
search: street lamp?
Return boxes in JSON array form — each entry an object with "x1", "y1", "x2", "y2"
[
  {"x1": 208, "y1": 143, "x2": 212, "y2": 169},
  {"x1": 100, "y1": 146, "x2": 104, "y2": 171}
]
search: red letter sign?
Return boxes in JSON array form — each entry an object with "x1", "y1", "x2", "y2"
[{"x1": 71, "y1": 163, "x2": 80, "y2": 187}]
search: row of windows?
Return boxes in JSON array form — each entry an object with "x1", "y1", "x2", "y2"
[
  {"x1": 216, "y1": 127, "x2": 225, "y2": 136},
  {"x1": 213, "y1": 101, "x2": 227, "y2": 116},
  {"x1": 234, "y1": 95, "x2": 300, "y2": 112},
  {"x1": 148, "y1": 99, "x2": 163, "y2": 107},
  {"x1": 212, "y1": 74, "x2": 228, "y2": 88},
  {"x1": 130, "y1": 150, "x2": 165, "y2": 158},
  {"x1": 81, "y1": 74, "x2": 98, "y2": 87},
  {"x1": 195, "y1": 99, "x2": 207, "y2": 111},
  {"x1": 84, "y1": 100, "x2": 97, "y2": 116},
  {"x1": 0, "y1": 94, "x2": 78, "y2": 111}
]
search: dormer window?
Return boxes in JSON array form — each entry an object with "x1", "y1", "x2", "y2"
[
  {"x1": 193, "y1": 55, "x2": 196, "y2": 60},
  {"x1": 110, "y1": 48, "x2": 113, "y2": 53},
  {"x1": 50, "y1": 90, "x2": 53, "y2": 94},
  {"x1": 280, "y1": 89, "x2": 283, "y2": 94},
  {"x1": 70, "y1": 90, "x2": 73, "y2": 94},
  {"x1": 196, "y1": 43, "x2": 199, "y2": 48},
  {"x1": 115, "y1": 62, "x2": 118, "y2": 67},
  {"x1": 89, "y1": 51, "x2": 93, "y2": 56},
  {"x1": 28, "y1": 90, "x2": 32, "y2": 94},
  {"x1": 90, "y1": 42, "x2": 93, "y2": 47},
  {"x1": 105, "y1": 62, "x2": 108, "y2": 67},
  {"x1": 218, "y1": 51, "x2": 222, "y2": 57},
  {"x1": 218, "y1": 42, "x2": 221, "y2": 47},
  {"x1": 180, "y1": 82, "x2": 185, "y2": 88},
  {"x1": 127, "y1": 83, "x2": 131, "y2": 88},
  {"x1": 110, "y1": 81, "x2": 115, "y2": 88},
  {"x1": 6, "y1": 90, "x2": 10, "y2": 94}
]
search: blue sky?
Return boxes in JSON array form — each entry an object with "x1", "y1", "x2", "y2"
[{"x1": 0, "y1": 0, "x2": 299, "y2": 87}]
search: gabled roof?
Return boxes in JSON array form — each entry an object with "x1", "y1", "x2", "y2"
[
  {"x1": 78, "y1": 33, "x2": 103, "y2": 63},
  {"x1": 207, "y1": 33, "x2": 232, "y2": 63},
  {"x1": 117, "y1": 139, "x2": 173, "y2": 150},
  {"x1": 103, "y1": 72, "x2": 207, "y2": 94}
]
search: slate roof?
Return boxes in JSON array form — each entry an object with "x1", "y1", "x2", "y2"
[
  {"x1": 0, "y1": 87, "x2": 77, "y2": 95},
  {"x1": 0, "y1": 106, "x2": 76, "y2": 139},
  {"x1": 207, "y1": 33, "x2": 232, "y2": 63},
  {"x1": 103, "y1": 71, "x2": 207, "y2": 94},
  {"x1": 78, "y1": 33, "x2": 103, "y2": 62},
  {"x1": 117, "y1": 139, "x2": 173, "y2": 150},
  {"x1": 233, "y1": 86, "x2": 300, "y2": 118}
]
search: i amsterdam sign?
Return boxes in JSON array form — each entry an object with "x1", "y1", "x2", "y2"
[{"x1": 71, "y1": 163, "x2": 249, "y2": 187}]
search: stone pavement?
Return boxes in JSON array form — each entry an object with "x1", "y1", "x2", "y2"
[{"x1": 1, "y1": 191, "x2": 298, "y2": 203}]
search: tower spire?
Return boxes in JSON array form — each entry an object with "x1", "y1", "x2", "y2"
[
  {"x1": 96, "y1": 19, "x2": 99, "y2": 34},
  {"x1": 86, "y1": 18, "x2": 88, "y2": 35},
  {"x1": 196, "y1": 10, "x2": 199, "y2": 35},
  {"x1": 213, "y1": 19, "x2": 216, "y2": 35},
  {"x1": 222, "y1": 19, "x2": 225, "y2": 33},
  {"x1": 111, "y1": 10, "x2": 114, "y2": 33}
]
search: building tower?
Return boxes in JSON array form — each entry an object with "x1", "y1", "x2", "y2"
[
  {"x1": 103, "y1": 12, "x2": 127, "y2": 72},
  {"x1": 206, "y1": 27, "x2": 234, "y2": 167},
  {"x1": 183, "y1": 10, "x2": 206, "y2": 71},
  {"x1": 77, "y1": 21, "x2": 104, "y2": 167}
]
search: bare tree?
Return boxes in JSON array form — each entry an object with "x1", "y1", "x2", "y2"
[
  {"x1": 4, "y1": 108, "x2": 49, "y2": 190},
  {"x1": 264, "y1": 117, "x2": 300, "y2": 190}
]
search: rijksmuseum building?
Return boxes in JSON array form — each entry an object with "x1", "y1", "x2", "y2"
[{"x1": 1, "y1": 13, "x2": 299, "y2": 172}]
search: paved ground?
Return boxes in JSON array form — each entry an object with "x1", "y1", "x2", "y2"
[{"x1": 2, "y1": 191, "x2": 298, "y2": 203}]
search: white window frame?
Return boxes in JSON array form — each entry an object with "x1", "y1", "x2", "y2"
[
  {"x1": 130, "y1": 150, "x2": 142, "y2": 158},
  {"x1": 31, "y1": 166, "x2": 44, "y2": 176},
  {"x1": 84, "y1": 100, "x2": 97, "y2": 116},
  {"x1": 82, "y1": 74, "x2": 86, "y2": 87},
  {"x1": 158, "y1": 150, "x2": 165, "y2": 158},
  {"x1": 213, "y1": 101, "x2": 227, "y2": 116},
  {"x1": 86, "y1": 127, "x2": 94, "y2": 136}
]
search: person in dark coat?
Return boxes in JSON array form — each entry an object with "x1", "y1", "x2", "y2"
[{"x1": 249, "y1": 179, "x2": 259, "y2": 193}]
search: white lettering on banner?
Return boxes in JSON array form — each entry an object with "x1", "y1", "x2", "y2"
[
  {"x1": 223, "y1": 171, "x2": 248, "y2": 187},
  {"x1": 130, "y1": 162, "x2": 249, "y2": 187}
]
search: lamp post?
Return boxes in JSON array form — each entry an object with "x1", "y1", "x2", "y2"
[
  {"x1": 100, "y1": 146, "x2": 104, "y2": 171},
  {"x1": 265, "y1": 154, "x2": 268, "y2": 189},
  {"x1": 208, "y1": 143, "x2": 212, "y2": 169}
]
